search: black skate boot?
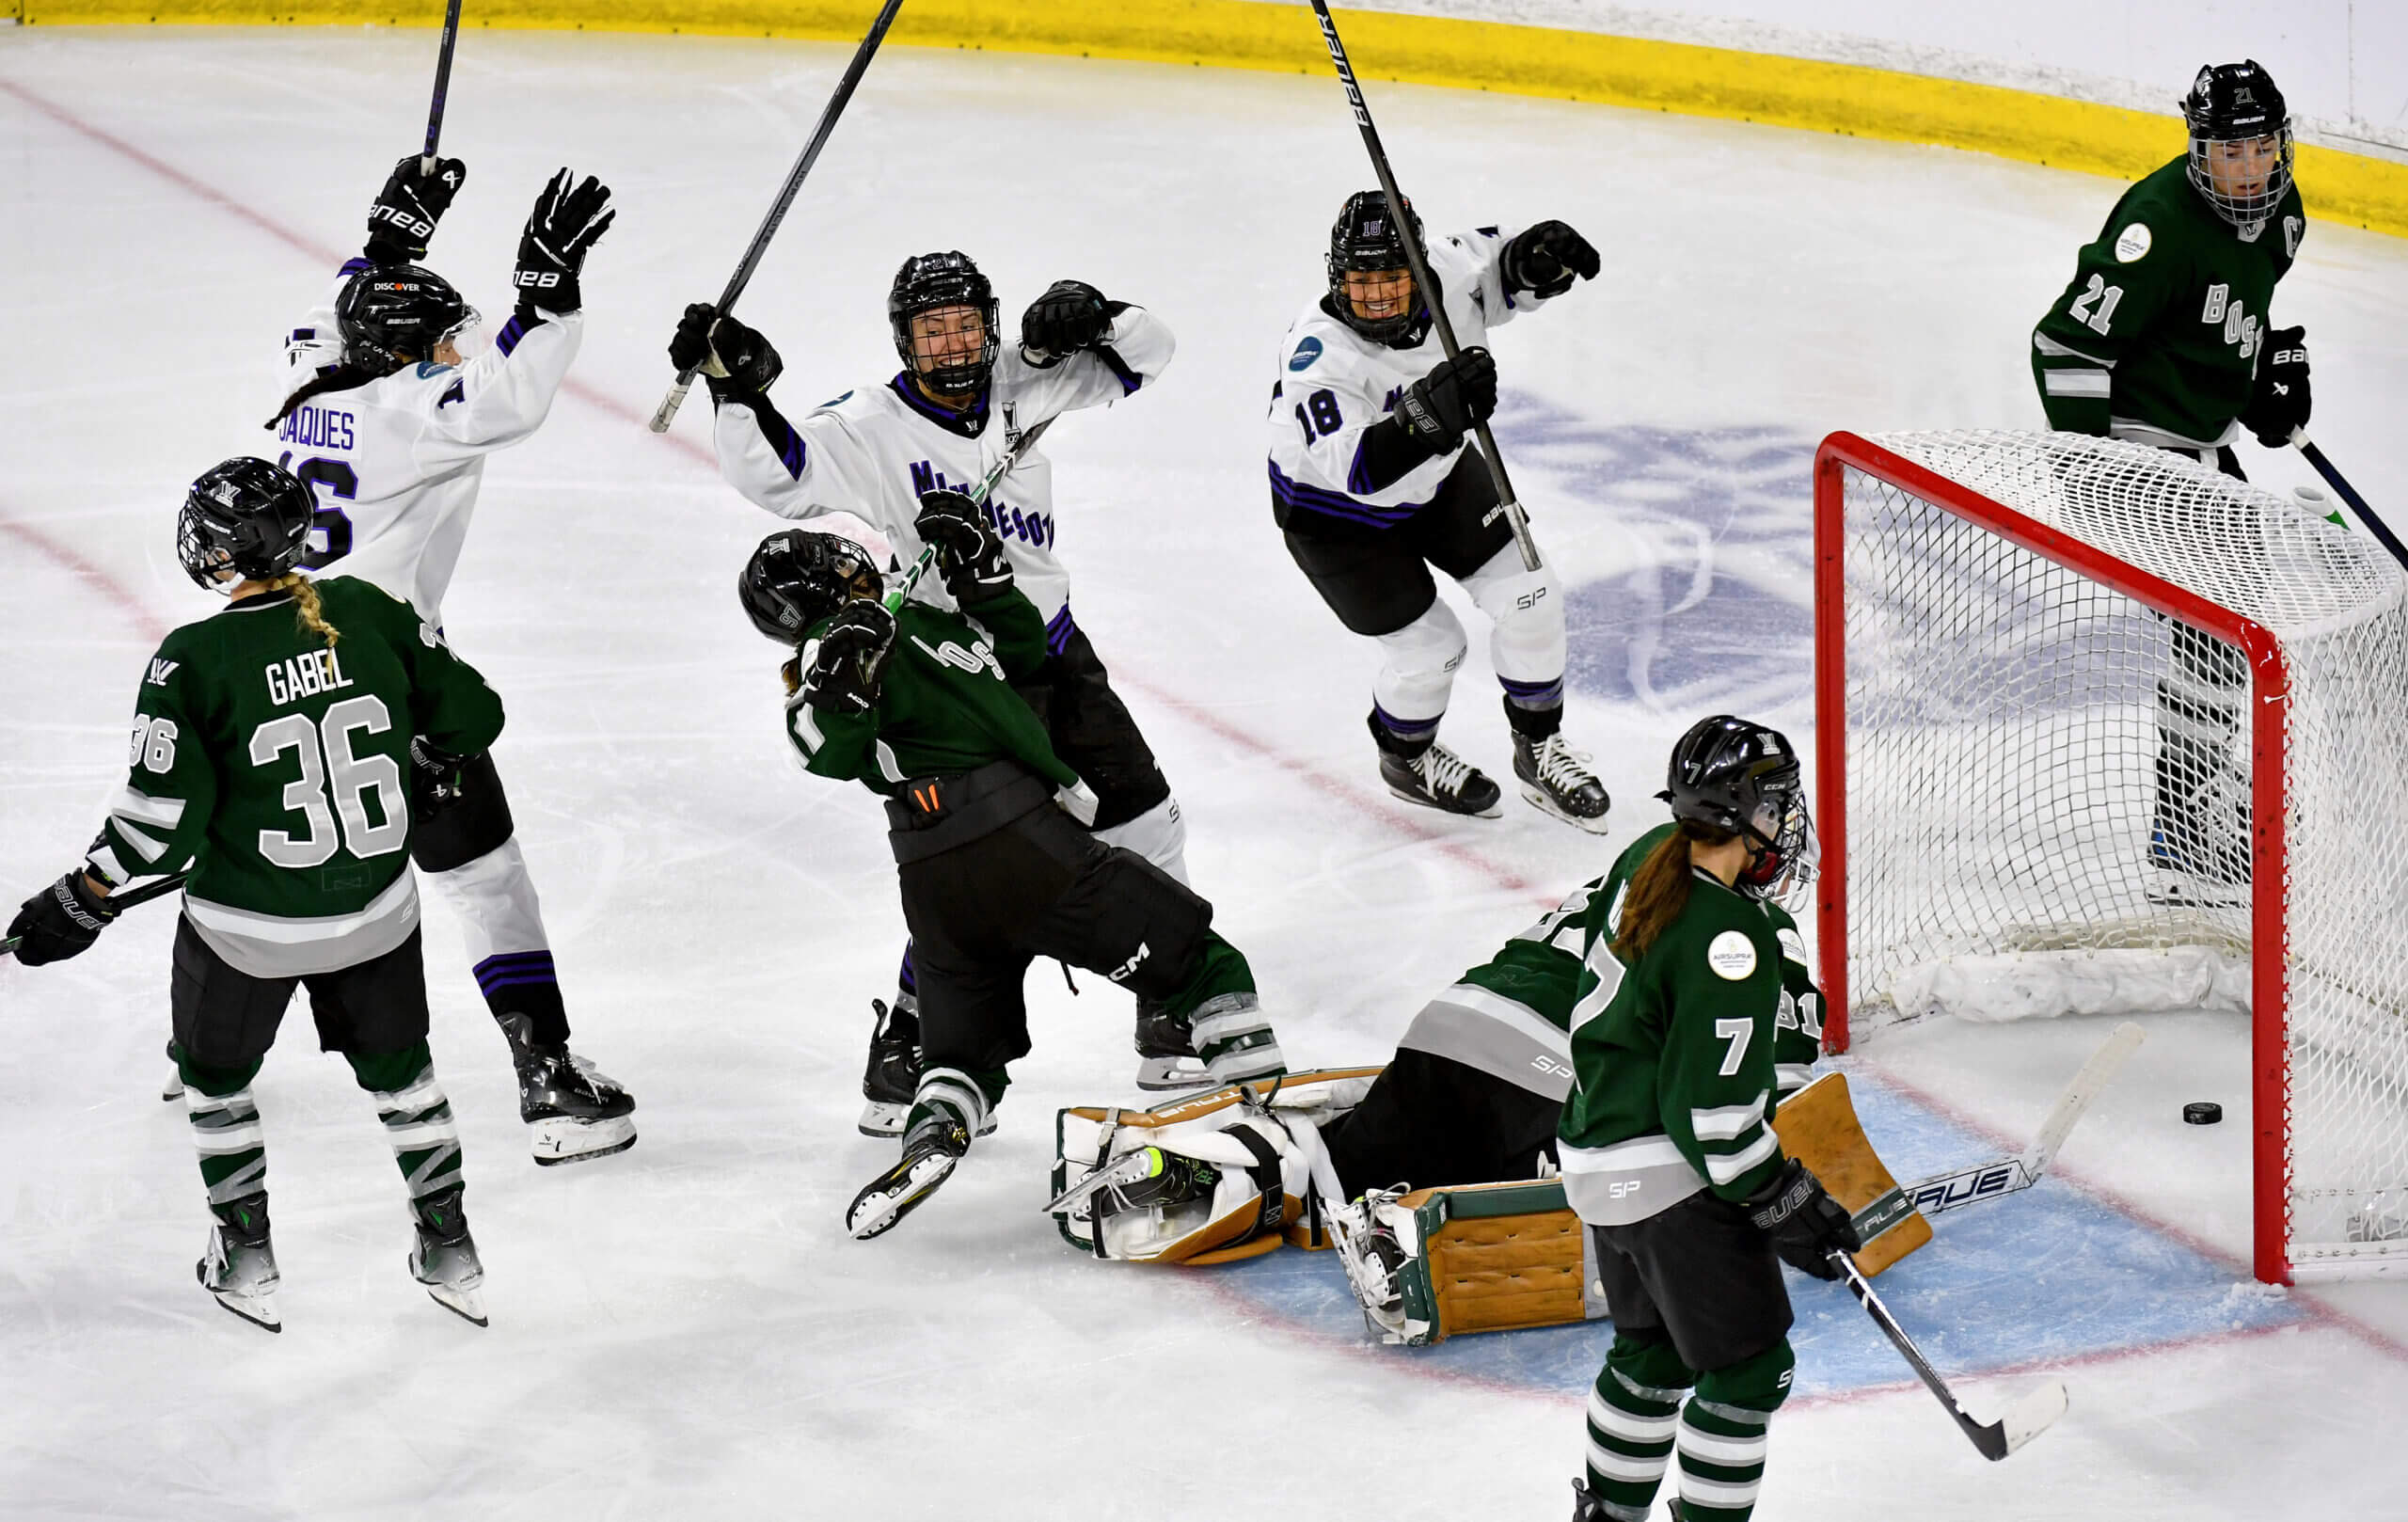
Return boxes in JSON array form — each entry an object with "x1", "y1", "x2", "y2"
[
  {"x1": 499, "y1": 1014, "x2": 637, "y2": 1166},
  {"x1": 408, "y1": 1182, "x2": 487, "y2": 1326},
  {"x1": 1566, "y1": 1481, "x2": 1611, "y2": 1522},
  {"x1": 197, "y1": 1192, "x2": 280, "y2": 1333},
  {"x1": 1133, "y1": 1002, "x2": 1211, "y2": 1091},
  {"x1": 1369, "y1": 712, "x2": 1501, "y2": 818},
  {"x1": 860, "y1": 995, "x2": 922, "y2": 1138},
  {"x1": 847, "y1": 1110, "x2": 971, "y2": 1241},
  {"x1": 1513, "y1": 731, "x2": 1611, "y2": 833}
]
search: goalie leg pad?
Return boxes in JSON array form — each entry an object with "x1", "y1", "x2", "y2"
[
  {"x1": 1376, "y1": 1179, "x2": 1605, "y2": 1346},
  {"x1": 1768, "y1": 1071, "x2": 1931, "y2": 1276}
]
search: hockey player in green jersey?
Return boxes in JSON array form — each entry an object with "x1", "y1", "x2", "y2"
[
  {"x1": 4, "y1": 458, "x2": 507, "y2": 1331},
  {"x1": 1560, "y1": 716, "x2": 1858, "y2": 1522},
  {"x1": 2031, "y1": 59, "x2": 2310, "y2": 472},
  {"x1": 737, "y1": 491, "x2": 1288, "y2": 1240}
]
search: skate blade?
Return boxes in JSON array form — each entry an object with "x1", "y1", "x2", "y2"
[
  {"x1": 1384, "y1": 783, "x2": 1501, "y2": 819},
  {"x1": 848, "y1": 1151, "x2": 959, "y2": 1241},
  {"x1": 422, "y1": 1279, "x2": 489, "y2": 1327},
  {"x1": 161, "y1": 1068, "x2": 185, "y2": 1102},
  {"x1": 530, "y1": 1113, "x2": 638, "y2": 1166},
  {"x1": 1133, "y1": 1056, "x2": 1213, "y2": 1092},
  {"x1": 1519, "y1": 784, "x2": 1612, "y2": 834},
  {"x1": 197, "y1": 1260, "x2": 280, "y2": 1333}
]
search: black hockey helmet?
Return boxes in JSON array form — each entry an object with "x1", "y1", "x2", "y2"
[
  {"x1": 2181, "y1": 60, "x2": 2292, "y2": 228},
  {"x1": 1326, "y1": 189, "x2": 1429, "y2": 345},
  {"x1": 1659, "y1": 714, "x2": 1816, "y2": 904},
  {"x1": 337, "y1": 262, "x2": 475, "y2": 376},
  {"x1": 178, "y1": 456, "x2": 314, "y2": 591},
  {"x1": 737, "y1": 530, "x2": 883, "y2": 643},
  {"x1": 888, "y1": 251, "x2": 1000, "y2": 397}
]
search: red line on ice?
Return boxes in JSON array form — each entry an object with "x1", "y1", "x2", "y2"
[{"x1": 0, "y1": 513, "x2": 170, "y2": 645}]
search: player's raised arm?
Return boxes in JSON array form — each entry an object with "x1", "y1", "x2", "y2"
[
  {"x1": 668, "y1": 304, "x2": 880, "y2": 522},
  {"x1": 1007, "y1": 279, "x2": 1175, "y2": 410}
]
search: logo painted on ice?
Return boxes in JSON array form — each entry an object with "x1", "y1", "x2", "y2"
[{"x1": 1289, "y1": 336, "x2": 1324, "y2": 373}]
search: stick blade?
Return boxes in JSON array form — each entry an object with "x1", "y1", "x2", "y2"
[{"x1": 1969, "y1": 1380, "x2": 2067, "y2": 1461}]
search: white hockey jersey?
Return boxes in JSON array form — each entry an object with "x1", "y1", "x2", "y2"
[
  {"x1": 710, "y1": 308, "x2": 1174, "y2": 633},
  {"x1": 270, "y1": 260, "x2": 581, "y2": 623},
  {"x1": 1265, "y1": 225, "x2": 1548, "y2": 529}
]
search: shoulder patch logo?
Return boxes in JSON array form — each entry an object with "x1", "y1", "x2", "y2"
[
  {"x1": 1289, "y1": 336, "x2": 1324, "y2": 373},
  {"x1": 1776, "y1": 926, "x2": 1809, "y2": 966},
  {"x1": 2284, "y1": 216, "x2": 2303, "y2": 259},
  {"x1": 1707, "y1": 929, "x2": 1758, "y2": 981},
  {"x1": 145, "y1": 658, "x2": 180, "y2": 688},
  {"x1": 2114, "y1": 223, "x2": 2152, "y2": 263},
  {"x1": 819, "y1": 390, "x2": 854, "y2": 409},
  {"x1": 418, "y1": 623, "x2": 447, "y2": 648}
]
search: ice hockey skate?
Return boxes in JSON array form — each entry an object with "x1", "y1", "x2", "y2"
[
  {"x1": 197, "y1": 1193, "x2": 280, "y2": 1334},
  {"x1": 1513, "y1": 732, "x2": 1610, "y2": 832},
  {"x1": 1133, "y1": 1003, "x2": 1211, "y2": 1091},
  {"x1": 847, "y1": 1112, "x2": 971, "y2": 1240},
  {"x1": 500, "y1": 1013, "x2": 637, "y2": 1165},
  {"x1": 859, "y1": 996, "x2": 999, "y2": 1138},
  {"x1": 1331, "y1": 1192, "x2": 1410, "y2": 1339},
  {"x1": 407, "y1": 1183, "x2": 487, "y2": 1326},
  {"x1": 1373, "y1": 724, "x2": 1502, "y2": 818},
  {"x1": 2143, "y1": 827, "x2": 2250, "y2": 909}
]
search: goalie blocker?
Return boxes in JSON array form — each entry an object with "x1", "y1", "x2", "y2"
[{"x1": 1051, "y1": 1067, "x2": 1934, "y2": 1345}]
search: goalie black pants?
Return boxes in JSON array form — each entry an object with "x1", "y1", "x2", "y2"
[
  {"x1": 1320, "y1": 1046, "x2": 1560, "y2": 1199},
  {"x1": 893, "y1": 785, "x2": 1247, "y2": 1076}
]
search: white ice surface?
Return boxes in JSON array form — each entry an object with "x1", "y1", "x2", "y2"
[{"x1": 5, "y1": 27, "x2": 2408, "y2": 1520}]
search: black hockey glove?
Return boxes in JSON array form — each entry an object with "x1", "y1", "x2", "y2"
[
  {"x1": 1743, "y1": 1157, "x2": 1861, "y2": 1281},
  {"x1": 803, "y1": 601, "x2": 897, "y2": 717},
  {"x1": 6, "y1": 871, "x2": 118, "y2": 966},
  {"x1": 1397, "y1": 346, "x2": 1497, "y2": 452},
  {"x1": 407, "y1": 737, "x2": 472, "y2": 824},
  {"x1": 1020, "y1": 280, "x2": 1113, "y2": 364},
  {"x1": 2242, "y1": 325, "x2": 2310, "y2": 448},
  {"x1": 669, "y1": 303, "x2": 784, "y2": 397},
  {"x1": 913, "y1": 488, "x2": 1012, "y2": 604},
  {"x1": 364, "y1": 154, "x2": 467, "y2": 264},
  {"x1": 1500, "y1": 219, "x2": 1599, "y2": 299},
  {"x1": 513, "y1": 168, "x2": 615, "y2": 316}
]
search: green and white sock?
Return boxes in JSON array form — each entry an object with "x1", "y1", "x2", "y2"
[
  {"x1": 1585, "y1": 1360, "x2": 1683, "y2": 1520},
  {"x1": 185, "y1": 1085, "x2": 266, "y2": 1205}
]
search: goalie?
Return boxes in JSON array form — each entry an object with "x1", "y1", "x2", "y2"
[{"x1": 1051, "y1": 718, "x2": 1837, "y2": 1305}]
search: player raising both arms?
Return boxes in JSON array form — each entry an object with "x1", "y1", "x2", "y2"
[
  {"x1": 259, "y1": 155, "x2": 636, "y2": 1165},
  {"x1": 1561, "y1": 717, "x2": 1857, "y2": 1522},
  {"x1": 2029, "y1": 62, "x2": 2310, "y2": 906},
  {"x1": 672, "y1": 251, "x2": 1208, "y2": 1124},
  {"x1": 1269, "y1": 193, "x2": 1608, "y2": 831},
  {"x1": 7, "y1": 459, "x2": 507, "y2": 1330},
  {"x1": 736, "y1": 502, "x2": 1286, "y2": 1240}
]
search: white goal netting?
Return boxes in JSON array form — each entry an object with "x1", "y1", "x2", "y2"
[{"x1": 1827, "y1": 430, "x2": 2408, "y2": 1279}]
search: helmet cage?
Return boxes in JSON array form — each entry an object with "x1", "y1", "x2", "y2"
[
  {"x1": 176, "y1": 459, "x2": 313, "y2": 592},
  {"x1": 2181, "y1": 61, "x2": 2294, "y2": 229},
  {"x1": 1326, "y1": 190, "x2": 1428, "y2": 344},
  {"x1": 888, "y1": 253, "x2": 1000, "y2": 397},
  {"x1": 738, "y1": 531, "x2": 882, "y2": 644},
  {"x1": 2186, "y1": 125, "x2": 2294, "y2": 229}
]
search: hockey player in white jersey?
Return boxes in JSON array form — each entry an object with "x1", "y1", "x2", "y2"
[
  {"x1": 252, "y1": 156, "x2": 637, "y2": 1165},
  {"x1": 670, "y1": 251, "x2": 1201, "y2": 1130},
  {"x1": 1269, "y1": 192, "x2": 1609, "y2": 832}
]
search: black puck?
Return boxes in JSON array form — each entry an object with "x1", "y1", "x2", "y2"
[{"x1": 2183, "y1": 1102, "x2": 2223, "y2": 1125}]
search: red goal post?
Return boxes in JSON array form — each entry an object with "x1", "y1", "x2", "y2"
[{"x1": 1812, "y1": 429, "x2": 2408, "y2": 1285}]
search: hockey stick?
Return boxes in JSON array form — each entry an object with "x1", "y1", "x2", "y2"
[
  {"x1": 883, "y1": 415, "x2": 1054, "y2": 612},
  {"x1": 1304, "y1": 0, "x2": 1540, "y2": 574},
  {"x1": 651, "y1": 0, "x2": 907, "y2": 434},
  {"x1": 1901, "y1": 1021, "x2": 2146, "y2": 1217},
  {"x1": 420, "y1": 0, "x2": 466, "y2": 173},
  {"x1": 2290, "y1": 431, "x2": 2408, "y2": 572},
  {"x1": 2, "y1": 871, "x2": 191, "y2": 959},
  {"x1": 1830, "y1": 1246, "x2": 2067, "y2": 1461}
]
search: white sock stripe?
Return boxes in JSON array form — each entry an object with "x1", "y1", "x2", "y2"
[
  {"x1": 918, "y1": 1069, "x2": 989, "y2": 1129},
  {"x1": 1611, "y1": 1365, "x2": 1688, "y2": 1406},
  {"x1": 184, "y1": 1087, "x2": 258, "y2": 1118},
  {"x1": 1586, "y1": 1437, "x2": 1672, "y2": 1484},
  {"x1": 1676, "y1": 1473, "x2": 1765, "y2": 1507},
  {"x1": 372, "y1": 1071, "x2": 446, "y2": 1116},
  {"x1": 1675, "y1": 1425, "x2": 1768, "y2": 1467},
  {"x1": 381, "y1": 1119, "x2": 462, "y2": 1150},
  {"x1": 192, "y1": 1125, "x2": 266, "y2": 1154},
  {"x1": 1589, "y1": 1387, "x2": 1680, "y2": 1442}
]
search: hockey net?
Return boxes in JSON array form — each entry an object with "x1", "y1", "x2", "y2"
[{"x1": 1814, "y1": 430, "x2": 2408, "y2": 1283}]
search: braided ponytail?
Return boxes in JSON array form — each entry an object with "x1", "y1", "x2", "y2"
[{"x1": 262, "y1": 572, "x2": 340, "y2": 648}]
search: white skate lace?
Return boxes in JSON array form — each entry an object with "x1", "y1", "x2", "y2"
[
  {"x1": 1418, "y1": 743, "x2": 1481, "y2": 801},
  {"x1": 1529, "y1": 735, "x2": 1599, "y2": 791}
]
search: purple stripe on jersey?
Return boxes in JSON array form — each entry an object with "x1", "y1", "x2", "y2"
[
  {"x1": 290, "y1": 327, "x2": 316, "y2": 342},
  {"x1": 1094, "y1": 344, "x2": 1141, "y2": 396},
  {"x1": 1345, "y1": 434, "x2": 1379, "y2": 497},
  {"x1": 1267, "y1": 459, "x2": 1428, "y2": 528},
  {"x1": 752, "y1": 400, "x2": 807, "y2": 481},
  {"x1": 1372, "y1": 702, "x2": 1441, "y2": 740},
  {"x1": 494, "y1": 314, "x2": 531, "y2": 357},
  {"x1": 473, "y1": 950, "x2": 556, "y2": 992},
  {"x1": 338, "y1": 258, "x2": 373, "y2": 277},
  {"x1": 888, "y1": 372, "x2": 988, "y2": 433},
  {"x1": 1044, "y1": 602, "x2": 1077, "y2": 658},
  {"x1": 1499, "y1": 674, "x2": 1565, "y2": 706}
]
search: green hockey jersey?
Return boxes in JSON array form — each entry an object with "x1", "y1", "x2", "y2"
[
  {"x1": 783, "y1": 586, "x2": 1078, "y2": 794},
  {"x1": 1399, "y1": 824, "x2": 1822, "y2": 1108},
  {"x1": 2032, "y1": 154, "x2": 2305, "y2": 450},
  {"x1": 87, "y1": 577, "x2": 502, "y2": 978},
  {"x1": 1555, "y1": 823, "x2": 1814, "y2": 1228}
]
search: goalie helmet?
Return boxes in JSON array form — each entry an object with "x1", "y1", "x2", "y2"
[
  {"x1": 888, "y1": 250, "x2": 1000, "y2": 397},
  {"x1": 337, "y1": 263, "x2": 475, "y2": 376},
  {"x1": 177, "y1": 457, "x2": 314, "y2": 591},
  {"x1": 737, "y1": 529, "x2": 882, "y2": 643},
  {"x1": 1659, "y1": 714, "x2": 1817, "y2": 906},
  {"x1": 1325, "y1": 189, "x2": 1430, "y2": 345},
  {"x1": 2181, "y1": 60, "x2": 2292, "y2": 229}
]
